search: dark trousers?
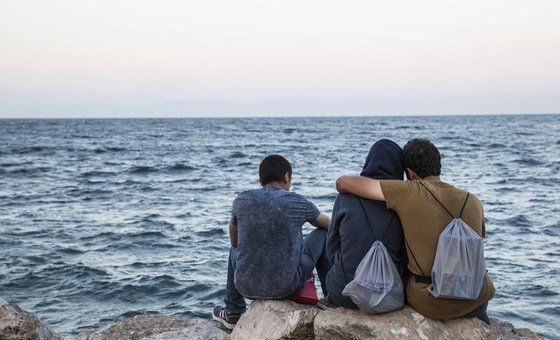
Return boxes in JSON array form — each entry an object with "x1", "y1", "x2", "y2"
[
  {"x1": 224, "y1": 228, "x2": 331, "y2": 314},
  {"x1": 465, "y1": 302, "x2": 490, "y2": 324}
]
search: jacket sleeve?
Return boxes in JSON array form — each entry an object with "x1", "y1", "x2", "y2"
[{"x1": 326, "y1": 195, "x2": 343, "y2": 264}]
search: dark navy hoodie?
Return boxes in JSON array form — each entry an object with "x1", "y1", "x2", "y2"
[{"x1": 326, "y1": 139, "x2": 408, "y2": 308}]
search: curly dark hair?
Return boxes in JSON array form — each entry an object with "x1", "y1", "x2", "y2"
[
  {"x1": 259, "y1": 154, "x2": 292, "y2": 185},
  {"x1": 401, "y1": 138, "x2": 441, "y2": 178}
]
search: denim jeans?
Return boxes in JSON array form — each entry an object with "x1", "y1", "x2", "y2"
[{"x1": 224, "y1": 228, "x2": 331, "y2": 314}]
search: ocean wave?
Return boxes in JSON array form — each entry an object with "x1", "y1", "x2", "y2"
[
  {"x1": 492, "y1": 214, "x2": 534, "y2": 230},
  {"x1": 81, "y1": 170, "x2": 117, "y2": 177},
  {"x1": 6, "y1": 167, "x2": 51, "y2": 175},
  {"x1": 126, "y1": 231, "x2": 168, "y2": 239},
  {"x1": 0, "y1": 161, "x2": 32, "y2": 167},
  {"x1": 65, "y1": 188, "x2": 114, "y2": 197},
  {"x1": 10, "y1": 146, "x2": 53, "y2": 154},
  {"x1": 175, "y1": 212, "x2": 193, "y2": 218},
  {"x1": 129, "y1": 166, "x2": 159, "y2": 174},
  {"x1": 5, "y1": 263, "x2": 110, "y2": 290},
  {"x1": 512, "y1": 158, "x2": 544, "y2": 166},
  {"x1": 115, "y1": 179, "x2": 145, "y2": 186},
  {"x1": 164, "y1": 163, "x2": 197, "y2": 172},
  {"x1": 92, "y1": 277, "x2": 185, "y2": 303},
  {"x1": 539, "y1": 307, "x2": 560, "y2": 319},
  {"x1": 195, "y1": 228, "x2": 225, "y2": 237},
  {"x1": 71, "y1": 134, "x2": 94, "y2": 139},
  {"x1": 130, "y1": 261, "x2": 167, "y2": 269},
  {"x1": 93, "y1": 146, "x2": 128, "y2": 153},
  {"x1": 525, "y1": 284, "x2": 559, "y2": 297},
  {"x1": 131, "y1": 218, "x2": 175, "y2": 230},
  {"x1": 488, "y1": 143, "x2": 506, "y2": 148},
  {"x1": 79, "y1": 231, "x2": 121, "y2": 242},
  {"x1": 57, "y1": 247, "x2": 85, "y2": 255}
]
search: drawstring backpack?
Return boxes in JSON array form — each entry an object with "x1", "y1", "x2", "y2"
[
  {"x1": 412, "y1": 183, "x2": 486, "y2": 300},
  {"x1": 341, "y1": 198, "x2": 404, "y2": 313}
]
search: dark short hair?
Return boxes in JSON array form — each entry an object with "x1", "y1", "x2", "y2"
[
  {"x1": 402, "y1": 138, "x2": 441, "y2": 178},
  {"x1": 259, "y1": 155, "x2": 292, "y2": 185}
]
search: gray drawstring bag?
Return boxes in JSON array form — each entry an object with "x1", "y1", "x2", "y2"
[
  {"x1": 342, "y1": 240, "x2": 404, "y2": 313},
  {"x1": 428, "y1": 218, "x2": 486, "y2": 300},
  {"x1": 419, "y1": 183, "x2": 486, "y2": 300},
  {"x1": 341, "y1": 200, "x2": 404, "y2": 314}
]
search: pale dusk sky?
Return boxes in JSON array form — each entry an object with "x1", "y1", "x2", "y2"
[{"x1": 1, "y1": 0, "x2": 560, "y2": 117}]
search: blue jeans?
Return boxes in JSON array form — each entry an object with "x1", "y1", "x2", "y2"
[{"x1": 224, "y1": 228, "x2": 331, "y2": 314}]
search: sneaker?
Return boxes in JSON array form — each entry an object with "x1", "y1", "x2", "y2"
[{"x1": 212, "y1": 306, "x2": 241, "y2": 330}]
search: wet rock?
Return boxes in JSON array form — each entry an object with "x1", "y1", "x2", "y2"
[
  {"x1": 231, "y1": 300, "x2": 320, "y2": 340},
  {"x1": 0, "y1": 297, "x2": 63, "y2": 340},
  {"x1": 76, "y1": 315, "x2": 229, "y2": 340}
]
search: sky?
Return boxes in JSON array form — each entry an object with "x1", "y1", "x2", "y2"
[{"x1": 1, "y1": 0, "x2": 560, "y2": 118}]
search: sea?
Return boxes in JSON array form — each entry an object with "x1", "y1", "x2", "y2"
[{"x1": 0, "y1": 114, "x2": 559, "y2": 339}]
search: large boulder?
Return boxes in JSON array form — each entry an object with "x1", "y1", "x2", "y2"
[
  {"x1": 232, "y1": 300, "x2": 542, "y2": 340},
  {"x1": 314, "y1": 305, "x2": 541, "y2": 340},
  {"x1": 77, "y1": 315, "x2": 229, "y2": 340},
  {"x1": 231, "y1": 300, "x2": 320, "y2": 340},
  {"x1": 0, "y1": 297, "x2": 63, "y2": 340}
]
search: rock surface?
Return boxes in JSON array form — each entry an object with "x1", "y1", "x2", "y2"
[
  {"x1": 1, "y1": 295, "x2": 543, "y2": 340},
  {"x1": 314, "y1": 305, "x2": 542, "y2": 340},
  {"x1": 231, "y1": 300, "x2": 320, "y2": 340},
  {"x1": 0, "y1": 297, "x2": 63, "y2": 340},
  {"x1": 76, "y1": 315, "x2": 229, "y2": 340}
]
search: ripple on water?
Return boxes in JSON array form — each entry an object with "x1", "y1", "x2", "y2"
[
  {"x1": 164, "y1": 163, "x2": 197, "y2": 172},
  {"x1": 129, "y1": 166, "x2": 159, "y2": 174}
]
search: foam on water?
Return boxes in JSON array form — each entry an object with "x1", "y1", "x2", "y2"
[{"x1": 0, "y1": 115, "x2": 559, "y2": 339}]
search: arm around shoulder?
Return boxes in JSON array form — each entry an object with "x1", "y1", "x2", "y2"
[{"x1": 336, "y1": 175, "x2": 385, "y2": 201}]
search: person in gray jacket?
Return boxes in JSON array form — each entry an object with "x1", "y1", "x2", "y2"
[{"x1": 325, "y1": 139, "x2": 408, "y2": 308}]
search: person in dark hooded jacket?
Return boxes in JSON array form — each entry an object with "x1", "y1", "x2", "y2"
[{"x1": 325, "y1": 139, "x2": 408, "y2": 308}]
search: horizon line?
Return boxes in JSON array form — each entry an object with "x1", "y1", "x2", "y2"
[{"x1": 1, "y1": 112, "x2": 558, "y2": 120}]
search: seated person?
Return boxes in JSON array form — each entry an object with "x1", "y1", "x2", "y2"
[
  {"x1": 212, "y1": 154, "x2": 331, "y2": 329},
  {"x1": 336, "y1": 138, "x2": 495, "y2": 323},
  {"x1": 326, "y1": 139, "x2": 407, "y2": 308}
]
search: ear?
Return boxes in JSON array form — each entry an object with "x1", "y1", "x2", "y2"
[
  {"x1": 406, "y1": 168, "x2": 419, "y2": 180},
  {"x1": 283, "y1": 172, "x2": 291, "y2": 183}
]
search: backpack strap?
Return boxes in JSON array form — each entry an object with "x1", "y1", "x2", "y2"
[
  {"x1": 418, "y1": 182, "x2": 454, "y2": 218},
  {"x1": 419, "y1": 181, "x2": 470, "y2": 219},
  {"x1": 339, "y1": 197, "x2": 396, "y2": 283},
  {"x1": 357, "y1": 197, "x2": 395, "y2": 242},
  {"x1": 404, "y1": 236, "x2": 428, "y2": 277},
  {"x1": 459, "y1": 193, "x2": 470, "y2": 218}
]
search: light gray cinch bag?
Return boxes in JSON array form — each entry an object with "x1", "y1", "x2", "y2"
[
  {"x1": 421, "y1": 183, "x2": 486, "y2": 300},
  {"x1": 341, "y1": 199, "x2": 404, "y2": 313}
]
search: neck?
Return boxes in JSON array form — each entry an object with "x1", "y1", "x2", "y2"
[{"x1": 264, "y1": 181, "x2": 284, "y2": 189}]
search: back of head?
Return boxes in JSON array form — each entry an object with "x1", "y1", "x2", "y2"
[
  {"x1": 259, "y1": 154, "x2": 292, "y2": 185},
  {"x1": 402, "y1": 138, "x2": 441, "y2": 178},
  {"x1": 360, "y1": 139, "x2": 404, "y2": 180}
]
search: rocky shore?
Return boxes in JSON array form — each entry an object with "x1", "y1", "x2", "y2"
[{"x1": 1, "y1": 297, "x2": 542, "y2": 339}]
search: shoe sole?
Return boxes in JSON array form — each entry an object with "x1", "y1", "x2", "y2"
[{"x1": 212, "y1": 314, "x2": 237, "y2": 330}]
